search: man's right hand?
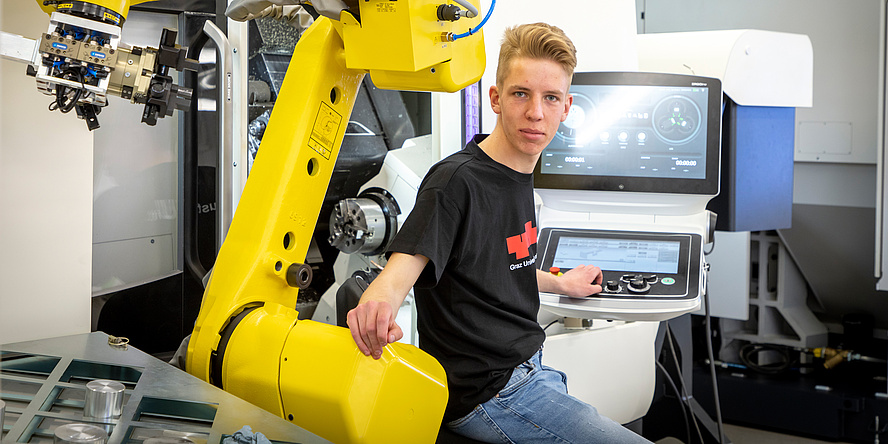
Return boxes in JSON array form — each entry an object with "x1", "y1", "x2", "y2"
[
  {"x1": 344, "y1": 252, "x2": 429, "y2": 359},
  {"x1": 347, "y1": 300, "x2": 403, "y2": 360}
]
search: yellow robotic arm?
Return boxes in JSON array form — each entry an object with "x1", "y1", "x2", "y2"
[
  {"x1": 185, "y1": 1, "x2": 486, "y2": 443},
  {"x1": 36, "y1": 0, "x2": 155, "y2": 24}
]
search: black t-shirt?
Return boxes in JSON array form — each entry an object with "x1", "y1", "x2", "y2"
[{"x1": 387, "y1": 135, "x2": 545, "y2": 421}]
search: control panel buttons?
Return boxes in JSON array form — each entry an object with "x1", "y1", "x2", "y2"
[
  {"x1": 599, "y1": 273, "x2": 676, "y2": 294},
  {"x1": 628, "y1": 278, "x2": 650, "y2": 293}
]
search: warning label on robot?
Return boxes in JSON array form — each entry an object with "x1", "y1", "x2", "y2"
[
  {"x1": 377, "y1": 2, "x2": 396, "y2": 12},
  {"x1": 309, "y1": 102, "x2": 342, "y2": 160}
]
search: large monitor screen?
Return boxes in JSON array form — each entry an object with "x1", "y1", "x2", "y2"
[{"x1": 534, "y1": 72, "x2": 722, "y2": 195}]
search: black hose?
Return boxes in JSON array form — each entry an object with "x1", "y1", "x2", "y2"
[
  {"x1": 50, "y1": 67, "x2": 84, "y2": 113},
  {"x1": 738, "y1": 343, "x2": 797, "y2": 374}
]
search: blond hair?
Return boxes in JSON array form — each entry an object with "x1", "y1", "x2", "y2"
[{"x1": 496, "y1": 23, "x2": 577, "y2": 87}]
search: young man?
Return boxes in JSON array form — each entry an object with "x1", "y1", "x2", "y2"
[{"x1": 347, "y1": 23, "x2": 651, "y2": 443}]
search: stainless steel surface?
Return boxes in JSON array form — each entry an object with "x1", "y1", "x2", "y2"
[
  {"x1": 90, "y1": 10, "x2": 180, "y2": 297},
  {"x1": 329, "y1": 198, "x2": 387, "y2": 254},
  {"x1": 53, "y1": 424, "x2": 106, "y2": 444},
  {"x1": 201, "y1": 20, "x2": 235, "y2": 254},
  {"x1": 0, "y1": 332, "x2": 329, "y2": 444},
  {"x1": 83, "y1": 381, "x2": 124, "y2": 420}
]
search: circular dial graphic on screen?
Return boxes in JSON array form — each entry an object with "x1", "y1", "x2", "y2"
[
  {"x1": 555, "y1": 93, "x2": 595, "y2": 144},
  {"x1": 652, "y1": 95, "x2": 702, "y2": 145}
]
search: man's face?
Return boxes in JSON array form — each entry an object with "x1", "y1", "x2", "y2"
[{"x1": 490, "y1": 57, "x2": 573, "y2": 160}]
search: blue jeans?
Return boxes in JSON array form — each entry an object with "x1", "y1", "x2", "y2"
[{"x1": 446, "y1": 350, "x2": 652, "y2": 443}]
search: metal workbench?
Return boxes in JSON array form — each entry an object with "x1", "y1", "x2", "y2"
[{"x1": 0, "y1": 332, "x2": 329, "y2": 444}]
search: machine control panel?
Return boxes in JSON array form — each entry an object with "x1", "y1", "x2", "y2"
[{"x1": 538, "y1": 228, "x2": 702, "y2": 299}]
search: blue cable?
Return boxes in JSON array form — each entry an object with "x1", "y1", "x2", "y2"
[
  {"x1": 71, "y1": 26, "x2": 86, "y2": 41},
  {"x1": 90, "y1": 31, "x2": 106, "y2": 46},
  {"x1": 452, "y1": 0, "x2": 495, "y2": 40}
]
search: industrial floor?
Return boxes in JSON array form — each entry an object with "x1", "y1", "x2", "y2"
[
  {"x1": 656, "y1": 423, "x2": 856, "y2": 444},
  {"x1": 722, "y1": 424, "x2": 854, "y2": 444}
]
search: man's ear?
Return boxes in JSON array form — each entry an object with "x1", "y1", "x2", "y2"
[
  {"x1": 561, "y1": 93, "x2": 573, "y2": 122},
  {"x1": 489, "y1": 85, "x2": 502, "y2": 115}
]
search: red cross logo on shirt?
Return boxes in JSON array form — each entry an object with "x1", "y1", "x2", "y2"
[{"x1": 506, "y1": 221, "x2": 537, "y2": 260}]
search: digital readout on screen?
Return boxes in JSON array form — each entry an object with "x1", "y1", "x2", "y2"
[
  {"x1": 552, "y1": 236, "x2": 681, "y2": 274},
  {"x1": 541, "y1": 84, "x2": 709, "y2": 180}
]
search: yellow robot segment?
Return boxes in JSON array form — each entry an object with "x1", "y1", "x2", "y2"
[
  {"x1": 341, "y1": 0, "x2": 485, "y2": 92},
  {"x1": 185, "y1": 2, "x2": 486, "y2": 441},
  {"x1": 36, "y1": 0, "x2": 154, "y2": 24},
  {"x1": 186, "y1": 16, "x2": 361, "y2": 388},
  {"x1": 278, "y1": 320, "x2": 447, "y2": 443},
  {"x1": 186, "y1": 15, "x2": 454, "y2": 442}
]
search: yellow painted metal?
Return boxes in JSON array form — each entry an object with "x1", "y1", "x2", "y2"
[
  {"x1": 341, "y1": 0, "x2": 485, "y2": 92},
  {"x1": 186, "y1": 16, "x2": 449, "y2": 442},
  {"x1": 35, "y1": 0, "x2": 153, "y2": 20},
  {"x1": 219, "y1": 304, "x2": 297, "y2": 417},
  {"x1": 367, "y1": 29, "x2": 486, "y2": 92},
  {"x1": 186, "y1": 16, "x2": 363, "y2": 384},
  {"x1": 219, "y1": 305, "x2": 448, "y2": 443},
  {"x1": 279, "y1": 320, "x2": 448, "y2": 443},
  {"x1": 183, "y1": 3, "x2": 490, "y2": 440},
  {"x1": 342, "y1": 0, "x2": 452, "y2": 72}
]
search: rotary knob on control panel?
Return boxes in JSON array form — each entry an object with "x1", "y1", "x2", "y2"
[
  {"x1": 604, "y1": 280, "x2": 620, "y2": 292},
  {"x1": 628, "y1": 278, "x2": 650, "y2": 293}
]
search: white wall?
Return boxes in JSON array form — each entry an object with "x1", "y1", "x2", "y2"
[{"x1": 0, "y1": 4, "x2": 93, "y2": 344}]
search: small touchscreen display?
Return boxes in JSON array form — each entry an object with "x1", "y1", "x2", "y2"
[{"x1": 552, "y1": 236, "x2": 681, "y2": 274}]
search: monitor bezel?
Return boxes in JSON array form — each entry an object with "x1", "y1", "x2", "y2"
[{"x1": 533, "y1": 71, "x2": 722, "y2": 196}]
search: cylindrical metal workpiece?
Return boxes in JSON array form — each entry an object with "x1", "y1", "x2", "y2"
[
  {"x1": 83, "y1": 380, "x2": 125, "y2": 419},
  {"x1": 54, "y1": 423, "x2": 107, "y2": 444}
]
